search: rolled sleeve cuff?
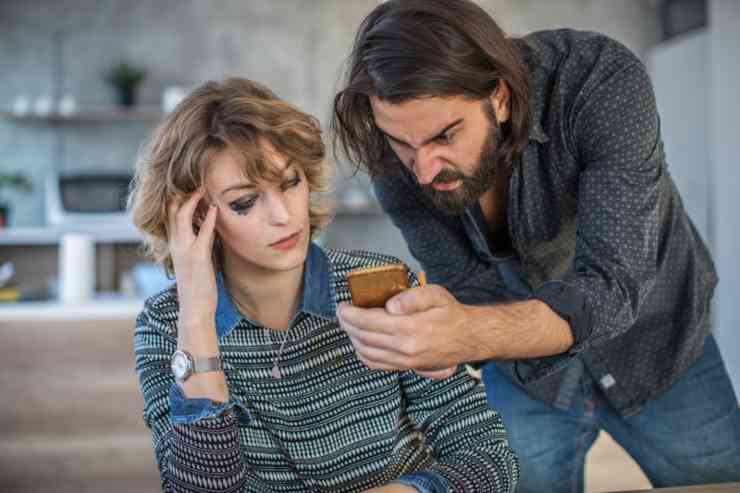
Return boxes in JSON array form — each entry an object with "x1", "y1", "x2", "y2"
[
  {"x1": 508, "y1": 280, "x2": 593, "y2": 385},
  {"x1": 533, "y1": 280, "x2": 592, "y2": 347},
  {"x1": 392, "y1": 470, "x2": 449, "y2": 493},
  {"x1": 467, "y1": 281, "x2": 593, "y2": 379},
  {"x1": 169, "y1": 383, "x2": 252, "y2": 425}
]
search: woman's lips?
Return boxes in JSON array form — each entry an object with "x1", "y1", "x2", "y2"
[
  {"x1": 432, "y1": 179, "x2": 463, "y2": 191},
  {"x1": 269, "y1": 230, "x2": 302, "y2": 250}
]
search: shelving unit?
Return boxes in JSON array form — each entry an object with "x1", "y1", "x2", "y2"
[
  {"x1": 0, "y1": 294, "x2": 145, "y2": 322},
  {"x1": 0, "y1": 106, "x2": 163, "y2": 124},
  {"x1": 0, "y1": 224, "x2": 141, "y2": 245}
]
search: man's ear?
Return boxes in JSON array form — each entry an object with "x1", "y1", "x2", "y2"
[{"x1": 489, "y1": 80, "x2": 510, "y2": 124}]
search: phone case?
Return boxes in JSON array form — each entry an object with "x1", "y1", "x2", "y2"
[{"x1": 347, "y1": 264, "x2": 410, "y2": 308}]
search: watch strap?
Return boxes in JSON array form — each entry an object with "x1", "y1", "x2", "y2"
[{"x1": 193, "y1": 355, "x2": 223, "y2": 374}]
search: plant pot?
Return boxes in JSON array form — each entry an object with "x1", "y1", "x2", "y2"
[{"x1": 116, "y1": 86, "x2": 138, "y2": 108}]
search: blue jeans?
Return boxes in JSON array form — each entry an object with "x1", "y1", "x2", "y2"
[{"x1": 483, "y1": 335, "x2": 740, "y2": 493}]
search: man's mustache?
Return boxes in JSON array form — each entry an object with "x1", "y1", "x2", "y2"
[{"x1": 430, "y1": 169, "x2": 467, "y2": 186}]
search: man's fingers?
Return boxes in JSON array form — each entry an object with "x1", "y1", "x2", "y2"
[
  {"x1": 343, "y1": 321, "x2": 397, "y2": 351},
  {"x1": 351, "y1": 341, "x2": 410, "y2": 371},
  {"x1": 338, "y1": 303, "x2": 399, "y2": 335},
  {"x1": 356, "y1": 353, "x2": 402, "y2": 372},
  {"x1": 385, "y1": 285, "x2": 447, "y2": 315},
  {"x1": 415, "y1": 367, "x2": 457, "y2": 380}
]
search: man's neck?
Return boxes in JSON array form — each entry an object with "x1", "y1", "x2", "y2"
[{"x1": 222, "y1": 254, "x2": 304, "y2": 331}]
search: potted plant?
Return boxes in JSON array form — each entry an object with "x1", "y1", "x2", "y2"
[
  {"x1": 105, "y1": 62, "x2": 147, "y2": 108},
  {"x1": 0, "y1": 172, "x2": 33, "y2": 228}
]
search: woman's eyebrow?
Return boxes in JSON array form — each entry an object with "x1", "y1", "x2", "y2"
[
  {"x1": 220, "y1": 182, "x2": 255, "y2": 197},
  {"x1": 219, "y1": 159, "x2": 296, "y2": 197}
]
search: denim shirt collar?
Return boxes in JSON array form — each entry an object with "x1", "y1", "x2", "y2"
[{"x1": 214, "y1": 241, "x2": 337, "y2": 338}]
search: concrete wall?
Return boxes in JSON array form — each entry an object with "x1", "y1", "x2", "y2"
[
  {"x1": 709, "y1": 0, "x2": 740, "y2": 396},
  {"x1": 1, "y1": 0, "x2": 660, "y2": 267}
]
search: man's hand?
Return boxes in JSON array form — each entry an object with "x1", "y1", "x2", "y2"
[{"x1": 338, "y1": 283, "x2": 476, "y2": 375}]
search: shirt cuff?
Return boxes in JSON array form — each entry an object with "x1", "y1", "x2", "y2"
[
  {"x1": 392, "y1": 470, "x2": 449, "y2": 493},
  {"x1": 504, "y1": 280, "x2": 592, "y2": 385},
  {"x1": 533, "y1": 280, "x2": 592, "y2": 347},
  {"x1": 169, "y1": 383, "x2": 251, "y2": 425}
]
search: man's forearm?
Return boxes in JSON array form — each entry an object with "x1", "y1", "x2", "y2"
[{"x1": 463, "y1": 299, "x2": 574, "y2": 362}]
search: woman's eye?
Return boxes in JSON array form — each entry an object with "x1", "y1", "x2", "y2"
[
  {"x1": 435, "y1": 132, "x2": 453, "y2": 143},
  {"x1": 230, "y1": 196, "x2": 258, "y2": 215},
  {"x1": 280, "y1": 175, "x2": 302, "y2": 191}
]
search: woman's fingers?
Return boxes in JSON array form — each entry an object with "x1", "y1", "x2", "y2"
[
  {"x1": 168, "y1": 190, "x2": 205, "y2": 241},
  {"x1": 167, "y1": 197, "x2": 184, "y2": 237},
  {"x1": 196, "y1": 203, "x2": 219, "y2": 251},
  {"x1": 176, "y1": 190, "x2": 205, "y2": 239}
]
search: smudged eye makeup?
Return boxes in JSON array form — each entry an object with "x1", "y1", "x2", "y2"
[
  {"x1": 230, "y1": 195, "x2": 258, "y2": 215},
  {"x1": 280, "y1": 174, "x2": 302, "y2": 191},
  {"x1": 228, "y1": 171, "x2": 302, "y2": 216}
]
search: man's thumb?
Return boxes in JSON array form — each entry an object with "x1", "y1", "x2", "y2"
[{"x1": 385, "y1": 285, "x2": 441, "y2": 315}]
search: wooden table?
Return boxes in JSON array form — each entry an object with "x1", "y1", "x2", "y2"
[{"x1": 607, "y1": 483, "x2": 740, "y2": 493}]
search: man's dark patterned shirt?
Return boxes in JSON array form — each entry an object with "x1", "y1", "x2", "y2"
[{"x1": 373, "y1": 29, "x2": 718, "y2": 416}]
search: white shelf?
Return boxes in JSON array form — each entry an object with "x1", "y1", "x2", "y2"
[
  {"x1": 0, "y1": 225, "x2": 143, "y2": 245},
  {"x1": 0, "y1": 294, "x2": 145, "y2": 322},
  {"x1": 0, "y1": 107, "x2": 163, "y2": 124}
]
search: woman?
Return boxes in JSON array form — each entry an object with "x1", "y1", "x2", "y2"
[{"x1": 129, "y1": 77, "x2": 519, "y2": 493}]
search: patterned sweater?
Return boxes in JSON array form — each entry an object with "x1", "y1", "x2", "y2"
[{"x1": 134, "y1": 244, "x2": 519, "y2": 492}]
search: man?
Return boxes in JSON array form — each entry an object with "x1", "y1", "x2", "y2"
[{"x1": 331, "y1": 0, "x2": 740, "y2": 491}]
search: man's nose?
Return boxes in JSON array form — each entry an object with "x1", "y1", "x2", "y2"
[{"x1": 413, "y1": 147, "x2": 443, "y2": 185}]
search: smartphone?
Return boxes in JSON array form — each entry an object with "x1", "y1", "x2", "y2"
[{"x1": 347, "y1": 264, "x2": 410, "y2": 308}]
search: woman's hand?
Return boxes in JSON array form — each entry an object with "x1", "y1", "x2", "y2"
[{"x1": 167, "y1": 189, "x2": 219, "y2": 329}]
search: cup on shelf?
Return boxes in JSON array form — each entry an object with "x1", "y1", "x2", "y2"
[
  {"x1": 58, "y1": 94, "x2": 78, "y2": 116},
  {"x1": 33, "y1": 95, "x2": 53, "y2": 116},
  {"x1": 58, "y1": 233, "x2": 96, "y2": 304},
  {"x1": 12, "y1": 95, "x2": 31, "y2": 116}
]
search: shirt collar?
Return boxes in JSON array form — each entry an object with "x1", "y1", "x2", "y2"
[
  {"x1": 214, "y1": 241, "x2": 337, "y2": 338},
  {"x1": 514, "y1": 37, "x2": 550, "y2": 145}
]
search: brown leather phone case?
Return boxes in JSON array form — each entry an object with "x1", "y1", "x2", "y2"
[{"x1": 347, "y1": 264, "x2": 410, "y2": 308}]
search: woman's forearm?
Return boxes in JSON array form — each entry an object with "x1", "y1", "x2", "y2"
[{"x1": 177, "y1": 317, "x2": 229, "y2": 402}]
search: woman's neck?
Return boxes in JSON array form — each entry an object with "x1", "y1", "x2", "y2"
[{"x1": 221, "y1": 254, "x2": 304, "y2": 332}]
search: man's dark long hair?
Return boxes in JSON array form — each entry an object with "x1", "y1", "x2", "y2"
[{"x1": 331, "y1": 0, "x2": 532, "y2": 177}]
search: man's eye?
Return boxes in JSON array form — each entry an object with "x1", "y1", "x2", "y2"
[
  {"x1": 280, "y1": 175, "x2": 302, "y2": 191},
  {"x1": 230, "y1": 196, "x2": 258, "y2": 215},
  {"x1": 435, "y1": 132, "x2": 453, "y2": 143}
]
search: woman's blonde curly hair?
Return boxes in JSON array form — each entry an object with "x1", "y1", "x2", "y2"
[{"x1": 127, "y1": 77, "x2": 333, "y2": 276}]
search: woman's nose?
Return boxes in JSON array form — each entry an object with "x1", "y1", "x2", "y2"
[{"x1": 265, "y1": 191, "x2": 291, "y2": 225}]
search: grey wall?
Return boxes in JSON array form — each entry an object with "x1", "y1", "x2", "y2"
[
  {"x1": 1, "y1": 0, "x2": 660, "y2": 267},
  {"x1": 709, "y1": 0, "x2": 740, "y2": 396},
  {"x1": 649, "y1": 31, "x2": 711, "y2": 245}
]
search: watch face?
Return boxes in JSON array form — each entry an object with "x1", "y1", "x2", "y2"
[{"x1": 171, "y1": 351, "x2": 191, "y2": 380}]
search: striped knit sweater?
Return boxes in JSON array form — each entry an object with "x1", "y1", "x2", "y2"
[{"x1": 134, "y1": 245, "x2": 519, "y2": 492}]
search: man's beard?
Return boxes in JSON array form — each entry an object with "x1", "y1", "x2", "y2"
[{"x1": 418, "y1": 108, "x2": 505, "y2": 215}]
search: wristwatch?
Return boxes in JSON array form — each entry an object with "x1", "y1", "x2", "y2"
[{"x1": 170, "y1": 350, "x2": 223, "y2": 383}]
